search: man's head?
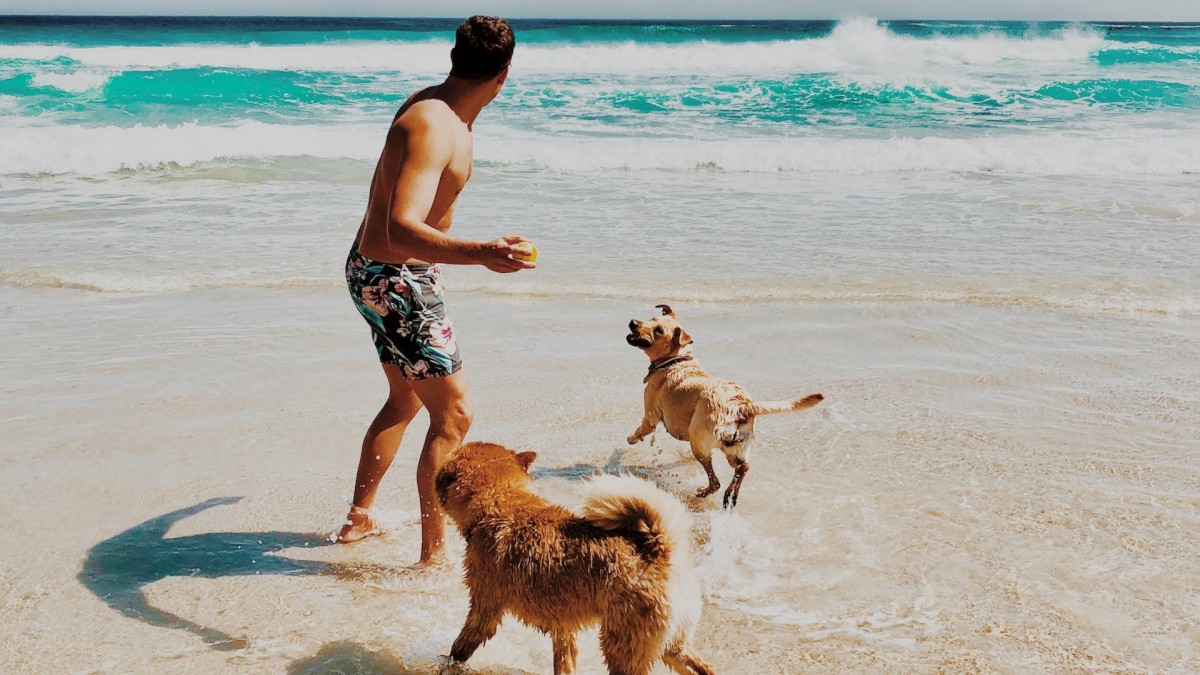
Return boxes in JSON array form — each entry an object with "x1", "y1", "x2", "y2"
[{"x1": 451, "y1": 15, "x2": 514, "y2": 93}]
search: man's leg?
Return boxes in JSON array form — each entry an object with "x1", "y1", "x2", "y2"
[
  {"x1": 408, "y1": 368, "x2": 472, "y2": 567},
  {"x1": 337, "y1": 363, "x2": 424, "y2": 543}
]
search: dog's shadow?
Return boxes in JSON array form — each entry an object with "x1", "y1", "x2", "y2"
[
  {"x1": 79, "y1": 496, "x2": 343, "y2": 650},
  {"x1": 530, "y1": 446, "x2": 691, "y2": 482}
]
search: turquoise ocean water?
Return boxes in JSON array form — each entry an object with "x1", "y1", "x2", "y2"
[
  {"x1": 4, "y1": 18, "x2": 1200, "y2": 154},
  {"x1": 2, "y1": 17, "x2": 1198, "y2": 311},
  {"x1": 4, "y1": 18, "x2": 1200, "y2": 131}
]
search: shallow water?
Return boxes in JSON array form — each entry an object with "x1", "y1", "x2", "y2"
[{"x1": 2, "y1": 287, "x2": 1198, "y2": 672}]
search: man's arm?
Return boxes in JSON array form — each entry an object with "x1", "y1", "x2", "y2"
[{"x1": 385, "y1": 107, "x2": 531, "y2": 272}]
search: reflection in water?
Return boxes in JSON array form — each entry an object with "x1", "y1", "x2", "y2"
[
  {"x1": 286, "y1": 640, "x2": 543, "y2": 675},
  {"x1": 530, "y1": 446, "x2": 690, "y2": 481},
  {"x1": 287, "y1": 641, "x2": 410, "y2": 674}
]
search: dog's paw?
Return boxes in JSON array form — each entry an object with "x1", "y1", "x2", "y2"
[
  {"x1": 439, "y1": 654, "x2": 472, "y2": 673},
  {"x1": 627, "y1": 434, "x2": 641, "y2": 445}
]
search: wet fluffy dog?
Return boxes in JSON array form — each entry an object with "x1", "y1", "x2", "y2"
[
  {"x1": 626, "y1": 305, "x2": 824, "y2": 508},
  {"x1": 436, "y1": 442, "x2": 713, "y2": 675}
]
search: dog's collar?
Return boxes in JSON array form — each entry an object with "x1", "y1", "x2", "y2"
[{"x1": 645, "y1": 354, "x2": 694, "y2": 382}]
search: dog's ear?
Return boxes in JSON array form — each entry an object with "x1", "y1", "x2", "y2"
[
  {"x1": 515, "y1": 451, "x2": 537, "y2": 472},
  {"x1": 671, "y1": 326, "x2": 693, "y2": 349},
  {"x1": 655, "y1": 304, "x2": 675, "y2": 317}
]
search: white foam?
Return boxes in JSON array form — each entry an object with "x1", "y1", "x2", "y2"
[
  {"x1": 0, "y1": 121, "x2": 381, "y2": 175},
  {"x1": 0, "y1": 40, "x2": 456, "y2": 75},
  {"x1": 5, "y1": 121, "x2": 1200, "y2": 177},
  {"x1": 29, "y1": 70, "x2": 112, "y2": 92},
  {"x1": 7, "y1": 265, "x2": 1195, "y2": 317},
  {"x1": 1101, "y1": 40, "x2": 1200, "y2": 55},
  {"x1": 437, "y1": 272, "x2": 1200, "y2": 318},
  {"x1": 0, "y1": 267, "x2": 330, "y2": 295},
  {"x1": 695, "y1": 510, "x2": 788, "y2": 604},
  {"x1": 0, "y1": 19, "x2": 1107, "y2": 77},
  {"x1": 476, "y1": 131, "x2": 1200, "y2": 176}
]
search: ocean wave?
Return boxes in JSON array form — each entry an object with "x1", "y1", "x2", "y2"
[
  {"x1": 7, "y1": 66, "x2": 1196, "y2": 131},
  {"x1": 28, "y1": 69, "x2": 111, "y2": 92},
  {"x1": 0, "y1": 41, "x2": 452, "y2": 74},
  {"x1": 578, "y1": 77, "x2": 1200, "y2": 126},
  {"x1": 475, "y1": 134, "x2": 1200, "y2": 175},
  {"x1": 516, "y1": 122, "x2": 1200, "y2": 173},
  {"x1": 4, "y1": 267, "x2": 1195, "y2": 316},
  {"x1": 5, "y1": 121, "x2": 1200, "y2": 176},
  {"x1": 1031, "y1": 79, "x2": 1198, "y2": 106},
  {"x1": 0, "y1": 268, "x2": 333, "y2": 294},
  {"x1": 0, "y1": 121, "x2": 382, "y2": 175},
  {"x1": 449, "y1": 280, "x2": 1200, "y2": 317},
  {"x1": 516, "y1": 19, "x2": 1105, "y2": 75},
  {"x1": 1095, "y1": 43, "x2": 1200, "y2": 66},
  {"x1": 0, "y1": 18, "x2": 1108, "y2": 76},
  {"x1": 7, "y1": 70, "x2": 1194, "y2": 133}
]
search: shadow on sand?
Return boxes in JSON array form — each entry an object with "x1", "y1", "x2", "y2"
[
  {"x1": 287, "y1": 640, "x2": 540, "y2": 675},
  {"x1": 79, "y1": 496, "x2": 332, "y2": 650}
]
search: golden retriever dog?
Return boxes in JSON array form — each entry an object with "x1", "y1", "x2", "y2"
[
  {"x1": 626, "y1": 305, "x2": 824, "y2": 508},
  {"x1": 436, "y1": 441, "x2": 713, "y2": 675}
]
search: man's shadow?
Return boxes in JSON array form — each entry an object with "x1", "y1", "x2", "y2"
[{"x1": 79, "y1": 496, "x2": 332, "y2": 651}]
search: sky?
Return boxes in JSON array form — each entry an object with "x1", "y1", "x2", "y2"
[{"x1": 1, "y1": 1, "x2": 1198, "y2": 21}]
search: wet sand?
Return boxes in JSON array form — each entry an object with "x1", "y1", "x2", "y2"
[{"x1": 2, "y1": 286, "x2": 1197, "y2": 673}]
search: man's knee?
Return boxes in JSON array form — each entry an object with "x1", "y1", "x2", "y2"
[
  {"x1": 383, "y1": 394, "x2": 422, "y2": 421},
  {"x1": 431, "y1": 400, "x2": 472, "y2": 443}
]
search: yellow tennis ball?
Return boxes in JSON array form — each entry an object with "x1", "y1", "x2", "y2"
[{"x1": 512, "y1": 241, "x2": 538, "y2": 262}]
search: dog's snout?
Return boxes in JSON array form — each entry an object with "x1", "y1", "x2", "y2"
[{"x1": 628, "y1": 319, "x2": 639, "y2": 331}]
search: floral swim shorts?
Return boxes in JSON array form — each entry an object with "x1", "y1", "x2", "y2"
[{"x1": 346, "y1": 243, "x2": 462, "y2": 380}]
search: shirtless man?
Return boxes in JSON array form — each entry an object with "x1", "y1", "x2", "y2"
[{"x1": 337, "y1": 16, "x2": 532, "y2": 566}]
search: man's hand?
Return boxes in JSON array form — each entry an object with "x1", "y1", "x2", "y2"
[{"x1": 479, "y1": 235, "x2": 537, "y2": 273}]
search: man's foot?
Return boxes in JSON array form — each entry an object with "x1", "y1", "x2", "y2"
[
  {"x1": 333, "y1": 506, "x2": 386, "y2": 543},
  {"x1": 407, "y1": 550, "x2": 449, "y2": 571}
]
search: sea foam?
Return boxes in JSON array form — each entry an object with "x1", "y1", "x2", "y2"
[
  {"x1": 5, "y1": 120, "x2": 1199, "y2": 177},
  {"x1": 0, "y1": 18, "x2": 1109, "y2": 77}
]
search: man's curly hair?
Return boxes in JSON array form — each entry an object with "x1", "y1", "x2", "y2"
[{"x1": 451, "y1": 16, "x2": 515, "y2": 79}]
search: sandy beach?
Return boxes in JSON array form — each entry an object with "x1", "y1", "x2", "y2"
[{"x1": 3, "y1": 283, "x2": 1198, "y2": 673}]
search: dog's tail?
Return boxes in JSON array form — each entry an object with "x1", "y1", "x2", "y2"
[
  {"x1": 746, "y1": 392, "x2": 824, "y2": 416},
  {"x1": 581, "y1": 474, "x2": 692, "y2": 564},
  {"x1": 582, "y1": 475, "x2": 705, "y2": 659}
]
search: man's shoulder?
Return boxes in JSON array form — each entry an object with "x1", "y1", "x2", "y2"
[{"x1": 395, "y1": 98, "x2": 457, "y2": 133}]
